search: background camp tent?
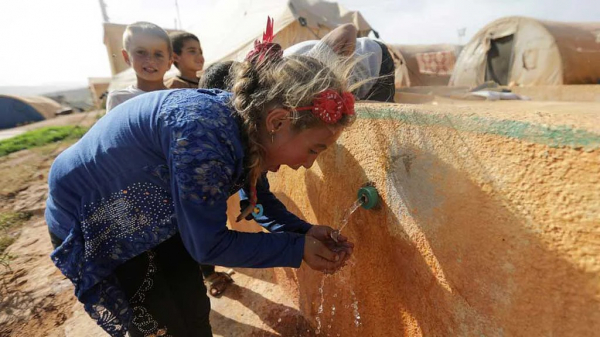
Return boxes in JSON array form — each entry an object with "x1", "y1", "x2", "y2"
[
  {"x1": 0, "y1": 95, "x2": 60, "y2": 129},
  {"x1": 388, "y1": 44, "x2": 463, "y2": 87},
  {"x1": 450, "y1": 16, "x2": 600, "y2": 87},
  {"x1": 106, "y1": 0, "x2": 373, "y2": 90}
]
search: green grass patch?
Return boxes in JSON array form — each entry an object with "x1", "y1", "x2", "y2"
[
  {"x1": 0, "y1": 212, "x2": 32, "y2": 254},
  {"x1": 0, "y1": 126, "x2": 88, "y2": 157},
  {"x1": 0, "y1": 212, "x2": 33, "y2": 270},
  {"x1": 0, "y1": 236, "x2": 15, "y2": 256}
]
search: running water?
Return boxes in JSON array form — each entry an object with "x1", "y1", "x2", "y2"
[
  {"x1": 331, "y1": 197, "x2": 364, "y2": 242},
  {"x1": 316, "y1": 198, "x2": 365, "y2": 334},
  {"x1": 315, "y1": 277, "x2": 326, "y2": 335},
  {"x1": 350, "y1": 290, "x2": 362, "y2": 327}
]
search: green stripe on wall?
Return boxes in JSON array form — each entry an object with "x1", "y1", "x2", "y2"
[{"x1": 357, "y1": 107, "x2": 600, "y2": 150}]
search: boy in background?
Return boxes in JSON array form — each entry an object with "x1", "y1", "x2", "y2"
[
  {"x1": 166, "y1": 32, "x2": 205, "y2": 89},
  {"x1": 106, "y1": 22, "x2": 172, "y2": 111}
]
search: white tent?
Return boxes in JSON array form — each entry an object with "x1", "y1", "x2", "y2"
[
  {"x1": 191, "y1": 0, "x2": 372, "y2": 66},
  {"x1": 108, "y1": 0, "x2": 373, "y2": 90},
  {"x1": 450, "y1": 16, "x2": 600, "y2": 87}
]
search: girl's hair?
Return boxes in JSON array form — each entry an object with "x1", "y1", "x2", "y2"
[
  {"x1": 123, "y1": 22, "x2": 172, "y2": 55},
  {"x1": 231, "y1": 51, "x2": 359, "y2": 216}
]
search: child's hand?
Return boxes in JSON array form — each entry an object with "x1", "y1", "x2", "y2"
[
  {"x1": 303, "y1": 236, "x2": 347, "y2": 273},
  {"x1": 307, "y1": 225, "x2": 354, "y2": 255},
  {"x1": 305, "y1": 225, "x2": 355, "y2": 271}
]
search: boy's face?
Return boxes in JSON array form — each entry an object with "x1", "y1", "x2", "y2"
[
  {"x1": 174, "y1": 39, "x2": 204, "y2": 73},
  {"x1": 122, "y1": 33, "x2": 172, "y2": 82}
]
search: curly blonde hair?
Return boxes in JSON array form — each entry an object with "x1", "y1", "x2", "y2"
[{"x1": 232, "y1": 52, "x2": 359, "y2": 220}]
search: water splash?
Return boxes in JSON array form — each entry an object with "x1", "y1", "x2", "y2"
[
  {"x1": 350, "y1": 290, "x2": 362, "y2": 327},
  {"x1": 315, "y1": 277, "x2": 326, "y2": 335}
]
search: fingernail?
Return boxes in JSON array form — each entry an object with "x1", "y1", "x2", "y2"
[{"x1": 334, "y1": 254, "x2": 340, "y2": 261}]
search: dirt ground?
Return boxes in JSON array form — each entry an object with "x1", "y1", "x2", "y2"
[{"x1": 0, "y1": 113, "x2": 314, "y2": 337}]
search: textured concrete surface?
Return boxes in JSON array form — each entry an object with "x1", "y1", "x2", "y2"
[
  {"x1": 511, "y1": 85, "x2": 600, "y2": 102},
  {"x1": 229, "y1": 101, "x2": 600, "y2": 336}
]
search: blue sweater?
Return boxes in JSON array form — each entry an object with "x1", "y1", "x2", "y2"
[{"x1": 45, "y1": 89, "x2": 311, "y2": 336}]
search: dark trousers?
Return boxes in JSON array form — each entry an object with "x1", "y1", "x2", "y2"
[
  {"x1": 366, "y1": 41, "x2": 396, "y2": 102},
  {"x1": 200, "y1": 264, "x2": 215, "y2": 278},
  {"x1": 50, "y1": 232, "x2": 213, "y2": 337}
]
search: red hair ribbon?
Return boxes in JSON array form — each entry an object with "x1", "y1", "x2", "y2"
[
  {"x1": 245, "y1": 16, "x2": 283, "y2": 63},
  {"x1": 296, "y1": 90, "x2": 356, "y2": 124}
]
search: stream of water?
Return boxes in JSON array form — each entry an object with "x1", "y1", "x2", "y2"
[
  {"x1": 315, "y1": 197, "x2": 365, "y2": 335},
  {"x1": 330, "y1": 197, "x2": 364, "y2": 242}
]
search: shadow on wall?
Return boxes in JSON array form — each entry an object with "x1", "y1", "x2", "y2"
[
  {"x1": 272, "y1": 122, "x2": 599, "y2": 336},
  {"x1": 380, "y1": 115, "x2": 600, "y2": 336}
]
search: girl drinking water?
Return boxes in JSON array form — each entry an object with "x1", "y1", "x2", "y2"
[{"x1": 46, "y1": 18, "x2": 358, "y2": 336}]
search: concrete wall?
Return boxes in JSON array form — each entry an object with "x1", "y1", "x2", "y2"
[
  {"x1": 511, "y1": 85, "x2": 600, "y2": 102},
  {"x1": 228, "y1": 101, "x2": 600, "y2": 336}
]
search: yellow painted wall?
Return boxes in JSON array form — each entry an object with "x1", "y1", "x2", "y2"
[{"x1": 228, "y1": 101, "x2": 600, "y2": 336}]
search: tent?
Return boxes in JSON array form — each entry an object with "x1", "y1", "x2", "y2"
[
  {"x1": 107, "y1": 0, "x2": 373, "y2": 90},
  {"x1": 88, "y1": 77, "x2": 111, "y2": 108},
  {"x1": 388, "y1": 44, "x2": 462, "y2": 87},
  {"x1": 450, "y1": 16, "x2": 600, "y2": 87},
  {"x1": 0, "y1": 95, "x2": 60, "y2": 129},
  {"x1": 190, "y1": 0, "x2": 372, "y2": 65}
]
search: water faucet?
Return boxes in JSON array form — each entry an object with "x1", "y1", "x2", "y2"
[{"x1": 357, "y1": 185, "x2": 379, "y2": 210}]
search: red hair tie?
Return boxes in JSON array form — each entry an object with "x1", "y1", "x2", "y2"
[
  {"x1": 296, "y1": 90, "x2": 356, "y2": 124},
  {"x1": 245, "y1": 16, "x2": 282, "y2": 63}
]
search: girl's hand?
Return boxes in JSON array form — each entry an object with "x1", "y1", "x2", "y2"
[
  {"x1": 306, "y1": 225, "x2": 354, "y2": 268},
  {"x1": 303, "y1": 236, "x2": 346, "y2": 273}
]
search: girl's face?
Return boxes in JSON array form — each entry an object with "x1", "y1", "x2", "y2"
[
  {"x1": 263, "y1": 110, "x2": 343, "y2": 172},
  {"x1": 122, "y1": 33, "x2": 172, "y2": 83},
  {"x1": 174, "y1": 39, "x2": 204, "y2": 73}
]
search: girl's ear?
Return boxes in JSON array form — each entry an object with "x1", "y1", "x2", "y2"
[{"x1": 265, "y1": 108, "x2": 291, "y2": 133}]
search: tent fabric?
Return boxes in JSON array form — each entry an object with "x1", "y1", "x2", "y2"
[
  {"x1": 103, "y1": 23, "x2": 130, "y2": 76},
  {"x1": 0, "y1": 95, "x2": 60, "y2": 129},
  {"x1": 450, "y1": 16, "x2": 600, "y2": 87},
  {"x1": 415, "y1": 51, "x2": 456, "y2": 76},
  {"x1": 88, "y1": 77, "x2": 111, "y2": 108},
  {"x1": 388, "y1": 44, "x2": 462, "y2": 87},
  {"x1": 107, "y1": 0, "x2": 373, "y2": 91}
]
